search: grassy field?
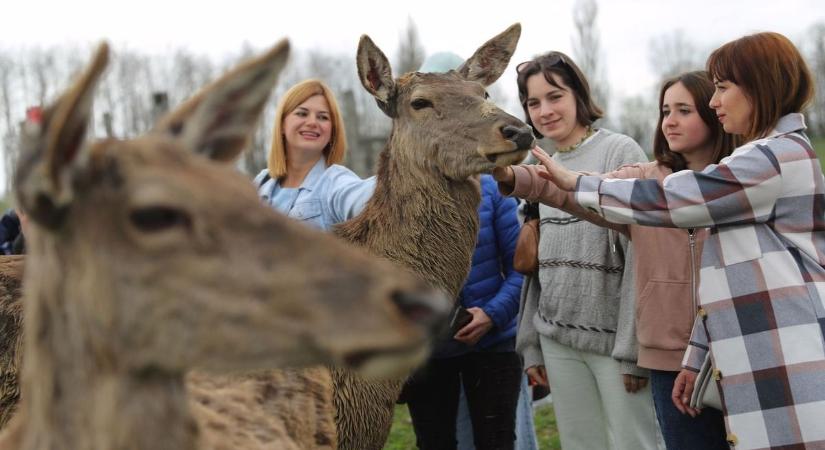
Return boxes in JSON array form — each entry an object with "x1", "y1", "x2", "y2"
[
  {"x1": 384, "y1": 403, "x2": 561, "y2": 450},
  {"x1": 814, "y1": 136, "x2": 825, "y2": 171}
]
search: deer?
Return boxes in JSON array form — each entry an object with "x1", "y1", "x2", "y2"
[
  {"x1": 0, "y1": 38, "x2": 451, "y2": 450},
  {"x1": 330, "y1": 23, "x2": 534, "y2": 450},
  {"x1": 0, "y1": 256, "x2": 23, "y2": 428}
]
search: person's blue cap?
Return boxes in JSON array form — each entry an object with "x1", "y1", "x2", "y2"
[{"x1": 418, "y1": 52, "x2": 464, "y2": 73}]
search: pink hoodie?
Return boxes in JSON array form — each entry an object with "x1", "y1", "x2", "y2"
[{"x1": 503, "y1": 161, "x2": 706, "y2": 371}]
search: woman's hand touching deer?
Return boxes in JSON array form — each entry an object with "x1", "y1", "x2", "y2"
[{"x1": 531, "y1": 146, "x2": 581, "y2": 191}]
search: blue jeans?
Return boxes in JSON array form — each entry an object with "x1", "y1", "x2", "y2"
[
  {"x1": 649, "y1": 369, "x2": 729, "y2": 450},
  {"x1": 456, "y1": 374, "x2": 538, "y2": 450}
]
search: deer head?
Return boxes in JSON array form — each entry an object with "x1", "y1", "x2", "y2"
[
  {"x1": 356, "y1": 23, "x2": 533, "y2": 180},
  {"x1": 13, "y1": 41, "x2": 448, "y2": 381}
]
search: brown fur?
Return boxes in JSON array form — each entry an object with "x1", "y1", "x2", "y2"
[
  {"x1": 0, "y1": 256, "x2": 23, "y2": 429},
  {"x1": 0, "y1": 40, "x2": 450, "y2": 450},
  {"x1": 331, "y1": 24, "x2": 533, "y2": 450}
]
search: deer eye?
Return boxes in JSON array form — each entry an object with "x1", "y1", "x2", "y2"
[
  {"x1": 130, "y1": 207, "x2": 191, "y2": 233},
  {"x1": 410, "y1": 98, "x2": 433, "y2": 110},
  {"x1": 484, "y1": 91, "x2": 490, "y2": 100}
]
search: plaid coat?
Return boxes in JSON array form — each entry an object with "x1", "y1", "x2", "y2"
[{"x1": 575, "y1": 114, "x2": 825, "y2": 450}]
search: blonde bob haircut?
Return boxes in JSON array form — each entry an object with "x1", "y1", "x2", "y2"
[{"x1": 267, "y1": 79, "x2": 347, "y2": 179}]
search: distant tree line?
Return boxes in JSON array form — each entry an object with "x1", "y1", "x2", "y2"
[
  {"x1": 1, "y1": 2, "x2": 824, "y2": 197},
  {"x1": 0, "y1": 18, "x2": 427, "y2": 195}
]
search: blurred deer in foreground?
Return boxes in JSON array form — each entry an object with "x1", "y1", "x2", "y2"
[{"x1": 0, "y1": 39, "x2": 448, "y2": 450}]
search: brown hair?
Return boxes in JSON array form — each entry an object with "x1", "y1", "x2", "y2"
[
  {"x1": 267, "y1": 79, "x2": 347, "y2": 179},
  {"x1": 653, "y1": 71, "x2": 736, "y2": 172},
  {"x1": 706, "y1": 32, "x2": 814, "y2": 142},
  {"x1": 516, "y1": 51, "x2": 603, "y2": 138}
]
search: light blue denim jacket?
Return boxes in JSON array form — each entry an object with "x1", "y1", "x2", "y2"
[{"x1": 254, "y1": 159, "x2": 376, "y2": 231}]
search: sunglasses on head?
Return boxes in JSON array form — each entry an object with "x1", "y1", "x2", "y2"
[{"x1": 516, "y1": 53, "x2": 568, "y2": 73}]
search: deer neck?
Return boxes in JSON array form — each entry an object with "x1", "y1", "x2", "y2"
[
  {"x1": 19, "y1": 239, "x2": 199, "y2": 450},
  {"x1": 336, "y1": 132, "x2": 481, "y2": 297}
]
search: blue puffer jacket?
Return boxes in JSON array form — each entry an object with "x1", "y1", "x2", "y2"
[{"x1": 459, "y1": 175, "x2": 524, "y2": 350}]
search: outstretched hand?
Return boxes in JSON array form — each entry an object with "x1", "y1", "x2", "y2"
[{"x1": 532, "y1": 147, "x2": 580, "y2": 191}]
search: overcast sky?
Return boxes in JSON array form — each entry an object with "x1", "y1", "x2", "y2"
[
  {"x1": 5, "y1": 0, "x2": 824, "y2": 101},
  {"x1": 1, "y1": 0, "x2": 824, "y2": 191}
]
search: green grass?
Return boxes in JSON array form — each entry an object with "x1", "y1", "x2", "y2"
[
  {"x1": 814, "y1": 136, "x2": 825, "y2": 172},
  {"x1": 533, "y1": 404, "x2": 561, "y2": 449},
  {"x1": 384, "y1": 403, "x2": 560, "y2": 450}
]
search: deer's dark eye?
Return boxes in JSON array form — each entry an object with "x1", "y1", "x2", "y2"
[
  {"x1": 410, "y1": 98, "x2": 433, "y2": 110},
  {"x1": 130, "y1": 207, "x2": 191, "y2": 233},
  {"x1": 484, "y1": 91, "x2": 490, "y2": 100}
]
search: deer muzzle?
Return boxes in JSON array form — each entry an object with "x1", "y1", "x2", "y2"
[
  {"x1": 391, "y1": 288, "x2": 451, "y2": 337},
  {"x1": 501, "y1": 125, "x2": 535, "y2": 151}
]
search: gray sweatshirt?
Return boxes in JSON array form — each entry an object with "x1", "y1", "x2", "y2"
[{"x1": 516, "y1": 129, "x2": 649, "y2": 376}]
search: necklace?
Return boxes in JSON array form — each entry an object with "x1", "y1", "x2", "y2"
[{"x1": 555, "y1": 126, "x2": 595, "y2": 153}]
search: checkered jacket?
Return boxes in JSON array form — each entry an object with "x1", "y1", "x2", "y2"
[{"x1": 575, "y1": 114, "x2": 825, "y2": 450}]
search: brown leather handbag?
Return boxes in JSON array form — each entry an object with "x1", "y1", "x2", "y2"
[{"x1": 513, "y1": 202, "x2": 540, "y2": 275}]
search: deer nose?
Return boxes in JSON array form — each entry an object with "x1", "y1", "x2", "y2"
[
  {"x1": 501, "y1": 125, "x2": 535, "y2": 150},
  {"x1": 391, "y1": 288, "x2": 451, "y2": 337}
]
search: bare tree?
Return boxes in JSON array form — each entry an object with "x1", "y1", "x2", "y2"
[
  {"x1": 0, "y1": 42, "x2": 390, "y2": 197},
  {"x1": 0, "y1": 52, "x2": 16, "y2": 194},
  {"x1": 648, "y1": 30, "x2": 705, "y2": 81},
  {"x1": 616, "y1": 94, "x2": 657, "y2": 153},
  {"x1": 571, "y1": 0, "x2": 610, "y2": 121},
  {"x1": 395, "y1": 17, "x2": 425, "y2": 76},
  {"x1": 804, "y1": 22, "x2": 825, "y2": 136}
]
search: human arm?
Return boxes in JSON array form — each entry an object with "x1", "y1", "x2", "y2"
[
  {"x1": 493, "y1": 150, "x2": 632, "y2": 236},
  {"x1": 537, "y1": 141, "x2": 784, "y2": 229},
  {"x1": 608, "y1": 241, "x2": 650, "y2": 391},
  {"x1": 479, "y1": 185, "x2": 523, "y2": 329},
  {"x1": 516, "y1": 274, "x2": 545, "y2": 379},
  {"x1": 670, "y1": 314, "x2": 707, "y2": 416},
  {"x1": 326, "y1": 168, "x2": 377, "y2": 223}
]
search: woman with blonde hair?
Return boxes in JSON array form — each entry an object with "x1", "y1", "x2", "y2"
[{"x1": 255, "y1": 79, "x2": 374, "y2": 229}]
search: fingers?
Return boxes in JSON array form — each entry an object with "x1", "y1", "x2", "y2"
[
  {"x1": 526, "y1": 366, "x2": 549, "y2": 387},
  {"x1": 623, "y1": 375, "x2": 643, "y2": 393},
  {"x1": 454, "y1": 323, "x2": 482, "y2": 345},
  {"x1": 671, "y1": 370, "x2": 701, "y2": 416},
  {"x1": 454, "y1": 323, "x2": 475, "y2": 340},
  {"x1": 531, "y1": 146, "x2": 551, "y2": 162},
  {"x1": 492, "y1": 166, "x2": 514, "y2": 184},
  {"x1": 638, "y1": 377, "x2": 649, "y2": 390},
  {"x1": 681, "y1": 373, "x2": 699, "y2": 417},
  {"x1": 623, "y1": 374, "x2": 631, "y2": 392},
  {"x1": 536, "y1": 366, "x2": 549, "y2": 387}
]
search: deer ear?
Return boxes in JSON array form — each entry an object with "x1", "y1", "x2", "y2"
[
  {"x1": 458, "y1": 23, "x2": 521, "y2": 86},
  {"x1": 356, "y1": 35, "x2": 396, "y2": 117},
  {"x1": 14, "y1": 42, "x2": 109, "y2": 230},
  {"x1": 153, "y1": 39, "x2": 290, "y2": 163}
]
